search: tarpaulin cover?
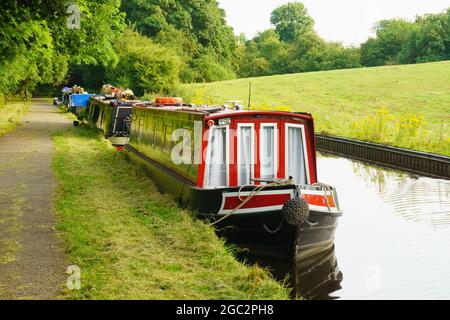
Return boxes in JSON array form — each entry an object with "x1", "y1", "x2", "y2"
[{"x1": 69, "y1": 94, "x2": 95, "y2": 107}]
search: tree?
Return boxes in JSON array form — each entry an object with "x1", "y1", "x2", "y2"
[
  {"x1": 190, "y1": 53, "x2": 236, "y2": 83},
  {"x1": 270, "y1": 2, "x2": 314, "y2": 43},
  {"x1": 399, "y1": 10, "x2": 450, "y2": 63},
  {"x1": 0, "y1": 1, "x2": 69, "y2": 97},
  {"x1": 55, "y1": 0, "x2": 126, "y2": 67},
  {"x1": 120, "y1": 0, "x2": 238, "y2": 82},
  {"x1": 107, "y1": 29, "x2": 182, "y2": 96},
  {"x1": 0, "y1": 0, "x2": 125, "y2": 99},
  {"x1": 237, "y1": 41, "x2": 273, "y2": 77},
  {"x1": 360, "y1": 19, "x2": 414, "y2": 66}
]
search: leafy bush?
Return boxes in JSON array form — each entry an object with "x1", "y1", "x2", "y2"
[
  {"x1": 0, "y1": 0, "x2": 125, "y2": 98},
  {"x1": 190, "y1": 54, "x2": 236, "y2": 83},
  {"x1": 121, "y1": 0, "x2": 238, "y2": 83},
  {"x1": 107, "y1": 29, "x2": 182, "y2": 96}
]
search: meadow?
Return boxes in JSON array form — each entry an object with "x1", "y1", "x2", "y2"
[{"x1": 179, "y1": 61, "x2": 450, "y2": 156}]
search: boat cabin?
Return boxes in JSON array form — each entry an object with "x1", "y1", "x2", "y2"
[{"x1": 129, "y1": 105, "x2": 317, "y2": 189}]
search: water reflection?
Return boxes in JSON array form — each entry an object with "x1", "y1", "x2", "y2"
[
  {"x1": 338, "y1": 153, "x2": 450, "y2": 231},
  {"x1": 243, "y1": 245, "x2": 343, "y2": 300},
  {"x1": 245, "y1": 153, "x2": 450, "y2": 300},
  {"x1": 317, "y1": 153, "x2": 450, "y2": 299},
  {"x1": 291, "y1": 246, "x2": 343, "y2": 300}
]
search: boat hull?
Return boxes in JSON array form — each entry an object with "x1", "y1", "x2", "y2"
[
  {"x1": 208, "y1": 210, "x2": 339, "y2": 261},
  {"x1": 124, "y1": 144, "x2": 340, "y2": 261}
]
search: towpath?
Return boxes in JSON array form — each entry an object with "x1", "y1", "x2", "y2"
[{"x1": 0, "y1": 99, "x2": 70, "y2": 299}]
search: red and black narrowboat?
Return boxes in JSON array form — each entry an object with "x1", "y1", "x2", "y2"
[{"x1": 125, "y1": 99, "x2": 343, "y2": 261}]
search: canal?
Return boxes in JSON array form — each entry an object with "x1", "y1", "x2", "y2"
[{"x1": 250, "y1": 152, "x2": 450, "y2": 300}]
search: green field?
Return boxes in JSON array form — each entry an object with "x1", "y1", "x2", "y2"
[
  {"x1": 53, "y1": 126, "x2": 290, "y2": 300},
  {"x1": 179, "y1": 61, "x2": 450, "y2": 156}
]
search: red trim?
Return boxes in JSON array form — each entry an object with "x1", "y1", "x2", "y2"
[
  {"x1": 303, "y1": 194, "x2": 336, "y2": 208},
  {"x1": 254, "y1": 122, "x2": 261, "y2": 185},
  {"x1": 197, "y1": 126, "x2": 208, "y2": 187},
  {"x1": 229, "y1": 122, "x2": 238, "y2": 186},
  {"x1": 278, "y1": 120, "x2": 285, "y2": 179},
  {"x1": 223, "y1": 193, "x2": 291, "y2": 210}
]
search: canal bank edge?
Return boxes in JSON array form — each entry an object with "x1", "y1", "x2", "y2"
[{"x1": 316, "y1": 135, "x2": 450, "y2": 179}]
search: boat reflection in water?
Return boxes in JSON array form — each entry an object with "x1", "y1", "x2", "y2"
[{"x1": 241, "y1": 244, "x2": 343, "y2": 300}]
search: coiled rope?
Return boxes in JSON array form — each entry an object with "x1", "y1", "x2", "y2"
[
  {"x1": 209, "y1": 180, "x2": 334, "y2": 230},
  {"x1": 209, "y1": 180, "x2": 292, "y2": 227}
]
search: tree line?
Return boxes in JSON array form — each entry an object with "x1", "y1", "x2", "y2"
[
  {"x1": 237, "y1": 2, "x2": 450, "y2": 77},
  {"x1": 0, "y1": 1, "x2": 449, "y2": 101}
]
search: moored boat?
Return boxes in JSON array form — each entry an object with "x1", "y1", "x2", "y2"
[
  {"x1": 64, "y1": 86, "x2": 94, "y2": 116},
  {"x1": 86, "y1": 89, "x2": 150, "y2": 146},
  {"x1": 124, "y1": 99, "x2": 343, "y2": 261}
]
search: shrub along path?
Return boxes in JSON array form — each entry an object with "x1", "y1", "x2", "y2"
[{"x1": 0, "y1": 99, "x2": 70, "y2": 299}]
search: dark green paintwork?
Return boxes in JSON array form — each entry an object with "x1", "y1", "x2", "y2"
[{"x1": 129, "y1": 107, "x2": 205, "y2": 184}]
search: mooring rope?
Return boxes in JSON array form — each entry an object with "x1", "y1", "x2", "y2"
[
  {"x1": 209, "y1": 180, "x2": 291, "y2": 227},
  {"x1": 210, "y1": 180, "x2": 334, "y2": 228},
  {"x1": 262, "y1": 220, "x2": 284, "y2": 234},
  {"x1": 312, "y1": 182, "x2": 333, "y2": 212}
]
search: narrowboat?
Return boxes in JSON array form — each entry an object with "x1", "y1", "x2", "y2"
[
  {"x1": 125, "y1": 99, "x2": 343, "y2": 261},
  {"x1": 86, "y1": 95, "x2": 147, "y2": 146}
]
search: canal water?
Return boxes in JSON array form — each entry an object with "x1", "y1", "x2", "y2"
[{"x1": 254, "y1": 153, "x2": 450, "y2": 300}]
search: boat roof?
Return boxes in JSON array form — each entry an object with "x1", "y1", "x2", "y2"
[{"x1": 133, "y1": 104, "x2": 313, "y2": 121}]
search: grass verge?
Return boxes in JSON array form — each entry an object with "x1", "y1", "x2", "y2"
[
  {"x1": 53, "y1": 125, "x2": 289, "y2": 300},
  {"x1": 0, "y1": 100, "x2": 30, "y2": 136},
  {"x1": 178, "y1": 61, "x2": 450, "y2": 155}
]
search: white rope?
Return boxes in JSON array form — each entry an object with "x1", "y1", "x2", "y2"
[
  {"x1": 312, "y1": 182, "x2": 333, "y2": 212},
  {"x1": 209, "y1": 180, "x2": 292, "y2": 227}
]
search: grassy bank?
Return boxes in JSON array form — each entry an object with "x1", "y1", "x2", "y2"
[
  {"x1": 53, "y1": 126, "x2": 289, "y2": 300},
  {"x1": 0, "y1": 100, "x2": 30, "y2": 136},
  {"x1": 179, "y1": 61, "x2": 450, "y2": 156}
]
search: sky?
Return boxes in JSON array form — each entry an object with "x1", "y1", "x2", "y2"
[{"x1": 217, "y1": 0, "x2": 449, "y2": 46}]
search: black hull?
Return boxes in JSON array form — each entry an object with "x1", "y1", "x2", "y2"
[
  {"x1": 125, "y1": 144, "x2": 340, "y2": 261},
  {"x1": 210, "y1": 210, "x2": 338, "y2": 261},
  {"x1": 243, "y1": 245, "x2": 343, "y2": 299}
]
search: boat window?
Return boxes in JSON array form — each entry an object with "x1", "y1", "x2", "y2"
[
  {"x1": 286, "y1": 125, "x2": 308, "y2": 184},
  {"x1": 260, "y1": 124, "x2": 277, "y2": 181},
  {"x1": 238, "y1": 125, "x2": 254, "y2": 185},
  {"x1": 205, "y1": 127, "x2": 228, "y2": 187}
]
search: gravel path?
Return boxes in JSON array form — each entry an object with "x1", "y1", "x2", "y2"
[{"x1": 0, "y1": 99, "x2": 71, "y2": 299}]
